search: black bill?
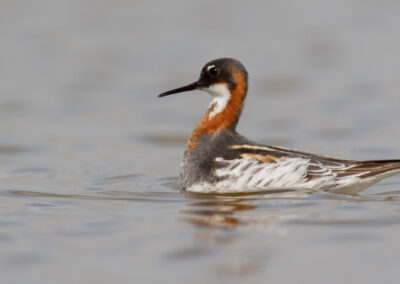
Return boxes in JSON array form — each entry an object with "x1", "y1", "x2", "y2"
[{"x1": 158, "y1": 81, "x2": 199, "y2": 97}]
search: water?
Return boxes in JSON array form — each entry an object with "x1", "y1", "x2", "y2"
[{"x1": 1, "y1": 0, "x2": 400, "y2": 283}]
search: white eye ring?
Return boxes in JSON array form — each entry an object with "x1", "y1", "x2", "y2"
[
  {"x1": 207, "y1": 65, "x2": 215, "y2": 71},
  {"x1": 207, "y1": 65, "x2": 218, "y2": 76}
]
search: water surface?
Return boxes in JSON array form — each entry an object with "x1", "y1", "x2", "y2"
[{"x1": 1, "y1": 1, "x2": 400, "y2": 283}]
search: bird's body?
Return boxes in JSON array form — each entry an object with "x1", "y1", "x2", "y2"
[{"x1": 159, "y1": 58, "x2": 400, "y2": 193}]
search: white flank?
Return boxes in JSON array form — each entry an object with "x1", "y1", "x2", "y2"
[
  {"x1": 186, "y1": 157, "x2": 398, "y2": 194},
  {"x1": 201, "y1": 83, "x2": 231, "y2": 119}
]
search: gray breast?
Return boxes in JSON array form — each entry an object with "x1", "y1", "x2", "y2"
[{"x1": 179, "y1": 130, "x2": 249, "y2": 190}]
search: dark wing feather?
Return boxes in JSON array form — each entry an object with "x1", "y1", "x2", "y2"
[{"x1": 226, "y1": 142, "x2": 400, "y2": 179}]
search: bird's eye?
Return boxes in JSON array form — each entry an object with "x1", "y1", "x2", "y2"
[{"x1": 208, "y1": 66, "x2": 218, "y2": 76}]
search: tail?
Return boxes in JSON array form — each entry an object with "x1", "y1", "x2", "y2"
[
  {"x1": 331, "y1": 159, "x2": 400, "y2": 194},
  {"x1": 343, "y1": 159, "x2": 400, "y2": 178}
]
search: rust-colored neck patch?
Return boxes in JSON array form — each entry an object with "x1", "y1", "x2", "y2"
[{"x1": 187, "y1": 72, "x2": 248, "y2": 152}]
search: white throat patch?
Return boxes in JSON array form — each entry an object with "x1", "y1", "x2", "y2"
[{"x1": 202, "y1": 83, "x2": 231, "y2": 119}]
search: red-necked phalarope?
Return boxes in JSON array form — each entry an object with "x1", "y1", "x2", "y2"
[{"x1": 158, "y1": 58, "x2": 400, "y2": 194}]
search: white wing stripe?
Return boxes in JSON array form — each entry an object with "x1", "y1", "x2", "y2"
[{"x1": 213, "y1": 157, "x2": 363, "y2": 192}]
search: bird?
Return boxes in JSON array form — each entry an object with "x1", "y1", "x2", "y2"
[{"x1": 158, "y1": 58, "x2": 400, "y2": 194}]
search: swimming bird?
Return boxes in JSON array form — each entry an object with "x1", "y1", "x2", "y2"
[{"x1": 158, "y1": 58, "x2": 400, "y2": 194}]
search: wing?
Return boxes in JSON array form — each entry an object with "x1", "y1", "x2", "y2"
[{"x1": 213, "y1": 143, "x2": 400, "y2": 192}]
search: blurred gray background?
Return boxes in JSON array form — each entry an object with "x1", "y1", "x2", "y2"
[{"x1": 1, "y1": 1, "x2": 400, "y2": 283}]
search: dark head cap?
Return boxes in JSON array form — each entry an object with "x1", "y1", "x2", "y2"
[{"x1": 158, "y1": 58, "x2": 248, "y2": 97}]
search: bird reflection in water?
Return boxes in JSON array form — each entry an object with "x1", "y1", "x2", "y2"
[{"x1": 181, "y1": 189, "x2": 309, "y2": 230}]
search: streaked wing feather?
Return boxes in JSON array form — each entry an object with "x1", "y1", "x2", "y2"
[{"x1": 227, "y1": 143, "x2": 400, "y2": 180}]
